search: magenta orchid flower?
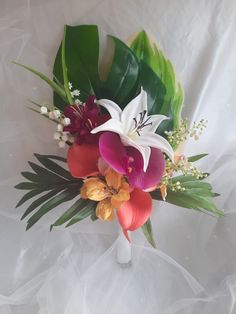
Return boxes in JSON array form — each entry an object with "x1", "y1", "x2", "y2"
[
  {"x1": 99, "y1": 132, "x2": 165, "y2": 190},
  {"x1": 91, "y1": 89, "x2": 174, "y2": 171}
]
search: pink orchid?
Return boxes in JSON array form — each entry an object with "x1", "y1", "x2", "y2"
[{"x1": 99, "y1": 132, "x2": 165, "y2": 190}]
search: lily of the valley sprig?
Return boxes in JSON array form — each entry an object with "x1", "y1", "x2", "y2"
[{"x1": 14, "y1": 25, "x2": 223, "y2": 247}]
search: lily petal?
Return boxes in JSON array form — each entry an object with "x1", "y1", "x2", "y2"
[
  {"x1": 67, "y1": 144, "x2": 100, "y2": 178},
  {"x1": 91, "y1": 118, "x2": 124, "y2": 135},
  {"x1": 136, "y1": 131, "x2": 174, "y2": 161},
  {"x1": 126, "y1": 147, "x2": 165, "y2": 190},
  {"x1": 96, "y1": 99, "x2": 122, "y2": 120},
  {"x1": 117, "y1": 189, "x2": 152, "y2": 232},
  {"x1": 147, "y1": 114, "x2": 169, "y2": 133},
  {"x1": 121, "y1": 89, "x2": 148, "y2": 134}
]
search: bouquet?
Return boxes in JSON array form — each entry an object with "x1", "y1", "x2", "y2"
[{"x1": 15, "y1": 25, "x2": 223, "y2": 247}]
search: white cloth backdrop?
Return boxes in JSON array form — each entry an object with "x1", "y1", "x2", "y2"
[{"x1": 0, "y1": 0, "x2": 236, "y2": 313}]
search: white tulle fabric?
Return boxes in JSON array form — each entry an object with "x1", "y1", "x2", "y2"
[{"x1": 0, "y1": 0, "x2": 236, "y2": 313}]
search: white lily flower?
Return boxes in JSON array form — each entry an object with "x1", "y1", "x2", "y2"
[{"x1": 91, "y1": 89, "x2": 174, "y2": 171}]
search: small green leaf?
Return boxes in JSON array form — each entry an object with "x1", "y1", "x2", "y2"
[
  {"x1": 22, "y1": 189, "x2": 63, "y2": 220},
  {"x1": 34, "y1": 154, "x2": 73, "y2": 180},
  {"x1": 13, "y1": 62, "x2": 67, "y2": 102},
  {"x1": 188, "y1": 154, "x2": 208, "y2": 162},
  {"x1": 165, "y1": 190, "x2": 223, "y2": 217},
  {"x1": 90, "y1": 211, "x2": 98, "y2": 221},
  {"x1": 15, "y1": 182, "x2": 44, "y2": 190},
  {"x1": 150, "y1": 175, "x2": 223, "y2": 217},
  {"x1": 51, "y1": 198, "x2": 90, "y2": 228},
  {"x1": 142, "y1": 219, "x2": 156, "y2": 248},
  {"x1": 39, "y1": 155, "x2": 67, "y2": 162},
  {"x1": 66, "y1": 201, "x2": 96, "y2": 227},
  {"x1": 16, "y1": 189, "x2": 44, "y2": 208},
  {"x1": 28, "y1": 161, "x2": 68, "y2": 183},
  {"x1": 26, "y1": 189, "x2": 79, "y2": 230}
]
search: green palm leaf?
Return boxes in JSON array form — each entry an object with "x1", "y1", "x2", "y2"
[
  {"x1": 66, "y1": 201, "x2": 97, "y2": 227},
  {"x1": 26, "y1": 189, "x2": 79, "y2": 230},
  {"x1": 50, "y1": 198, "x2": 93, "y2": 229}
]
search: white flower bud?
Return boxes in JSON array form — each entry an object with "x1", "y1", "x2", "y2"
[
  {"x1": 40, "y1": 106, "x2": 48, "y2": 114},
  {"x1": 53, "y1": 110, "x2": 61, "y2": 119},
  {"x1": 63, "y1": 117, "x2": 71, "y2": 126},
  {"x1": 61, "y1": 133, "x2": 69, "y2": 142},
  {"x1": 53, "y1": 132, "x2": 61, "y2": 140},
  {"x1": 57, "y1": 124, "x2": 63, "y2": 132},
  {"x1": 75, "y1": 99, "x2": 81, "y2": 105},
  {"x1": 58, "y1": 140, "x2": 66, "y2": 148},
  {"x1": 49, "y1": 111, "x2": 55, "y2": 119}
]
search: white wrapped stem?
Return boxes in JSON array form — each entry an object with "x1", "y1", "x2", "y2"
[{"x1": 116, "y1": 227, "x2": 132, "y2": 265}]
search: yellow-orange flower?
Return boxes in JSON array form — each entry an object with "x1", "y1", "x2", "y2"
[{"x1": 80, "y1": 169, "x2": 130, "y2": 221}]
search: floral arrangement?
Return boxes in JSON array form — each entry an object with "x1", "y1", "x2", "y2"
[{"x1": 15, "y1": 25, "x2": 223, "y2": 247}]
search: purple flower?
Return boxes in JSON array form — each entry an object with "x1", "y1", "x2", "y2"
[
  {"x1": 99, "y1": 132, "x2": 165, "y2": 190},
  {"x1": 63, "y1": 96, "x2": 109, "y2": 145}
]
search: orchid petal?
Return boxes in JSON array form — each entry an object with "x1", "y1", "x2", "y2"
[
  {"x1": 91, "y1": 118, "x2": 124, "y2": 135},
  {"x1": 121, "y1": 89, "x2": 148, "y2": 134},
  {"x1": 96, "y1": 99, "x2": 122, "y2": 120},
  {"x1": 67, "y1": 144, "x2": 100, "y2": 178},
  {"x1": 136, "y1": 131, "x2": 174, "y2": 161},
  {"x1": 126, "y1": 147, "x2": 165, "y2": 190},
  {"x1": 120, "y1": 134, "x2": 151, "y2": 172},
  {"x1": 147, "y1": 114, "x2": 169, "y2": 133},
  {"x1": 99, "y1": 132, "x2": 127, "y2": 174},
  {"x1": 117, "y1": 189, "x2": 152, "y2": 232}
]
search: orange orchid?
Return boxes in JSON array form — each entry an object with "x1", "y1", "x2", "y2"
[{"x1": 80, "y1": 168, "x2": 130, "y2": 221}]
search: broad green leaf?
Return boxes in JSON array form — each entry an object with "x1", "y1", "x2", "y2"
[
  {"x1": 26, "y1": 189, "x2": 79, "y2": 230},
  {"x1": 51, "y1": 198, "x2": 90, "y2": 229},
  {"x1": 188, "y1": 154, "x2": 208, "y2": 162},
  {"x1": 34, "y1": 154, "x2": 73, "y2": 180},
  {"x1": 53, "y1": 25, "x2": 100, "y2": 109},
  {"x1": 16, "y1": 189, "x2": 44, "y2": 208},
  {"x1": 13, "y1": 62, "x2": 67, "y2": 102},
  {"x1": 130, "y1": 31, "x2": 184, "y2": 133},
  {"x1": 134, "y1": 60, "x2": 166, "y2": 117},
  {"x1": 142, "y1": 219, "x2": 156, "y2": 248},
  {"x1": 100, "y1": 36, "x2": 139, "y2": 107},
  {"x1": 22, "y1": 189, "x2": 63, "y2": 220},
  {"x1": 66, "y1": 201, "x2": 96, "y2": 227}
]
